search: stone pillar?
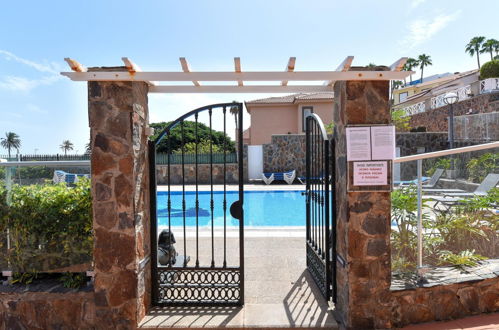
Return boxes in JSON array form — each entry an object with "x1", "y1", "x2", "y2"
[
  {"x1": 333, "y1": 75, "x2": 393, "y2": 329},
  {"x1": 88, "y1": 68, "x2": 151, "y2": 327}
]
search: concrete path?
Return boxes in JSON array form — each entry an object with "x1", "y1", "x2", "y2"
[{"x1": 139, "y1": 237, "x2": 337, "y2": 328}]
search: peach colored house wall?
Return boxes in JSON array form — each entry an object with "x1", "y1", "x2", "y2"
[
  {"x1": 296, "y1": 102, "x2": 333, "y2": 133},
  {"x1": 247, "y1": 105, "x2": 298, "y2": 145},
  {"x1": 246, "y1": 101, "x2": 334, "y2": 145}
]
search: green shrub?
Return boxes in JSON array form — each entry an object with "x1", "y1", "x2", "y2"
[
  {"x1": 0, "y1": 178, "x2": 93, "y2": 272},
  {"x1": 391, "y1": 186, "x2": 498, "y2": 273},
  {"x1": 466, "y1": 152, "x2": 499, "y2": 183},
  {"x1": 426, "y1": 158, "x2": 451, "y2": 176},
  {"x1": 480, "y1": 60, "x2": 499, "y2": 79}
]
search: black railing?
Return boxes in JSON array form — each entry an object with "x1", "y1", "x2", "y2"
[
  {"x1": 305, "y1": 113, "x2": 336, "y2": 303},
  {"x1": 0, "y1": 154, "x2": 91, "y2": 161},
  {"x1": 150, "y1": 102, "x2": 244, "y2": 306},
  {"x1": 155, "y1": 153, "x2": 237, "y2": 165}
]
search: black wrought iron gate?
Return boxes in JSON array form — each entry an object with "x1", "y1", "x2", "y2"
[
  {"x1": 305, "y1": 113, "x2": 337, "y2": 303},
  {"x1": 149, "y1": 102, "x2": 244, "y2": 306}
]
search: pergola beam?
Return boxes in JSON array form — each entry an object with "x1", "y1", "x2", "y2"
[
  {"x1": 64, "y1": 58, "x2": 87, "y2": 72},
  {"x1": 390, "y1": 57, "x2": 408, "y2": 72},
  {"x1": 62, "y1": 70, "x2": 411, "y2": 82},
  {"x1": 281, "y1": 57, "x2": 296, "y2": 86},
  {"x1": 234, "y1": 57, "x2": 243, "y2": 86},
  {"x1": 121, "y1": 57, "x2": 156, "y2": 86},
  {"x1": 325, "y1": 56, "x2": 354, "y2": 86},
  {"x1": 149, "y1": 85, "x2": 334, "y2": 93},
  {"x1": 179, "y1": 57, "x2": 200, "y2": 86}
]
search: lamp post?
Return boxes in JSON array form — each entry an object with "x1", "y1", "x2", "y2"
[{"x1": 443, "y1": 92, "x2": 459, "y2": 149}]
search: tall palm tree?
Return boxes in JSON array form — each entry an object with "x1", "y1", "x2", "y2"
[
  {"x1": 481, "y1": 39, "x2": 498, "y2": 61},
  {"x1": 494, "y1": 40, "x2": 499, "y2": 58},
  {"x1": 403, "y1": 57, "x2": 418, "y2": 84},
  {"x1": 1, "y1": 132, "x2": 21, "y2": 158},
  {"x1": 417, "y1": 54, "x2": 432, "y2": 83},
  {"x1": 60, "y1": 140, "x2": 74, "y2": 156},
  {"x1": 230, "y1": 101, "x2": 239, "y2": 129},
  {"x1": 465, "y1": 36, "x2": 486, "y2": 69}
]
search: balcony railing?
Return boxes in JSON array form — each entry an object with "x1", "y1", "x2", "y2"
[
  {"x1": 402, "y1": 101, "x2": 425, "y2": 116},
  {"x1": 401, "y1": 78, "x2": 499, "y2": 116},
  {"x1": 480, "y1": 78, "x2": 499, "y2": 94},
  {"x1": 430, "y1": 85, "x2": 472, "y2": 110}
]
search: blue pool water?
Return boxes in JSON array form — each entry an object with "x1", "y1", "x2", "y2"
[{"x1": 157, "y1": 190, "x2": 306, "y2": 227}]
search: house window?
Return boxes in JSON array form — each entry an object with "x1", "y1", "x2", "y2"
[
  {"x1": 399, "y1": 92, "x2": 408, "y2": 103},
  {"x1": 302, "y1": 106, "x2": 314, "y2": 132}
]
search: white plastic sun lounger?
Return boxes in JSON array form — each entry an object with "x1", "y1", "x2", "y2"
[{"x1": 262, "y1": 170, "x2": 296, "y2": 184}]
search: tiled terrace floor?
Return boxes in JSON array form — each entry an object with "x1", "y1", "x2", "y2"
[{"x1": 139, "y1": 236, "x2": 337, "y2": 328}]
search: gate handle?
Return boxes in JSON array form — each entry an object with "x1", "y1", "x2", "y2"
[{"x1": 230, "y1": 200, "x2": 243, "y2": 220}]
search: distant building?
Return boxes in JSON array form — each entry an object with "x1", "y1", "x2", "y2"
[
  {"x1": 244, "y1": 93, "x2": 334, "y2": 145},
  {"x1": 392, "y1": 70, "x2": 478, "y2": 107}
]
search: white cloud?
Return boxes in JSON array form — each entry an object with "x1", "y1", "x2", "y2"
[
  {"x1": 0, "y1": 50, "x2": 59, "y2": 74},
  {"x1": 0, "y1": 75, "x2": 61, "y2": 92},
  {"x1": 410, "y1": 0, "x2": 426, "y2": 9},
  {"x1": 27, "y1": 103, "x2": 48, "y2": 114},
  {"x1": 401, "y1": 11, "x2": 461, "y2": 50}
]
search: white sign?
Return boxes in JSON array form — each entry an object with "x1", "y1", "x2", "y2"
[
  {"x1": 346, "y1": 127, "x2": 371, "y2": 161},
  {"x1": 353, "y1": 161, "x2": 388, "y2": 186},
  {"x1": 371, "y1": 126, "x2": 395, "y2": 160}
]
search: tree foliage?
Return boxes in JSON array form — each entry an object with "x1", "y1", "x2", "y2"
[
  {"x1": 417, "y1": 54, "x2": 432, "y2": 83},
  {"x1": 391, "y1": 109, "x2": 411, "y2": 131},
  {"x1": 60, "y1": 140, "x2": 74, "y2": 156},
  {"x1": 480, "y1": 60, "x2": 499, "y2": 79},
  {"x1": 481, "y1": 39, "x2": 499, "y2": 61},
  {"x1": 1, "y1": 132, "x2": 21, "y2": 158},
  {"x1": 150, "y1": 121, "x2": 235, "y2": 154},
  {"x1": 466, "y1": 36, "x2": 486, "y2": 69}
]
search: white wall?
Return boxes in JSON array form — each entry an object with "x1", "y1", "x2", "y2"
[{"x1": 247, "y1": 145, "x2": 263, "y2": 180}]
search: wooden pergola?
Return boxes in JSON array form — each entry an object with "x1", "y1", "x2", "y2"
[{"x1": 62, "y1": 56, "x2": 411, "y2": 93}]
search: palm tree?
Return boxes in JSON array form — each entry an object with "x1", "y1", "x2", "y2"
[
  {"x1": 494, "y1": 40, "x2": 499, "y2": 58},
  {"x1": 403, "y1": 58, "x2": 418, "y2": 84},
  {"x1": 230, "y1": 101, "x2": 239, "y2": 129},
  {"x1": 60, "y1": 140, "x2": 74, "y2": 156},
  {"x1": 1, "y1": 132, "x2": 21, "y2": 158},
  {"x1": 417, "y1": 54, "x2": 432, "y2": 83},
  {"x1": 465, "y1": 36, "x2": 486, "y2": 69},
  {"x1": 481, "y1": 39, "x2": 498, "y2": 61}
]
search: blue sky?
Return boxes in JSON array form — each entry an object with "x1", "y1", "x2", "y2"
[{"x1": 0, "y1": 0, "x2": 497, "y2": 154}]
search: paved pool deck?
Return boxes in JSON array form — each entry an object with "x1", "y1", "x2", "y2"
[{"x1": 139, "y1": 237, "x2": 337, "y2": 329}]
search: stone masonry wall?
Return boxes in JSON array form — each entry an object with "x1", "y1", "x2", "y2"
[
  {"x1": 409, "y1": 91, "x2": 499, "y2": 132},
  {"x1": 88, "y1": 77, "x2": 151, "y2": 327},
  {"x1": 0, "y1": 291, "x2": 95, "y2": 329},
  {"x1": 333, "y1": 78, "x2": 394, "y2": 329},
  {"x1": 263, "y1": 134, "x2": 306, "y2": 177},
  {"x1": 156, "y1": 164, "x2": 240, "y2": 185},
  {"x1": 391, "y1": 278, "x2": 499, "y2": 327}
]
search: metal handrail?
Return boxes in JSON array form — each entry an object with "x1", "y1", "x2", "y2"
[
  {"x1": 0, "y1": 160, "x2": 90, "y2": 167},
  {"x1": 394, "y1": 141, "x2": 499, "y2": 163},
  {"x1": 393, "y1": 140, "x2": 498, "y2": 281}
]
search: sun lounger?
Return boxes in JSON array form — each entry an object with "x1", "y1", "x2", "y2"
[
  {"x1": 397, "y1": 168, "x2": 445, "y2": 187},
  {"x1": 430, "y1": 173, "x2": 499, "y2": 211},
  {"x1": 441, "y1": 173, "x2": 499, "y2": 198},
  {"x1": 53, "y1": 170, "x2": 90, "y2": 184},
  {"x1": 262, "y1": 170, "x2": 296, "y2": 184}
]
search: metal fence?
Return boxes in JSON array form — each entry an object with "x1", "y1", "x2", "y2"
[
  {"x1": 1, "y1": 153, "x2": 238, "y2": 164},
  {"x1": 155, "y1": 152, "x2": 237, "y2": 164}
]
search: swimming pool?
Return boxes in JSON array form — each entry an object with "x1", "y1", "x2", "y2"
[{"x1": 157, "y1": 190, "x2": 306, "y2": 227}]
